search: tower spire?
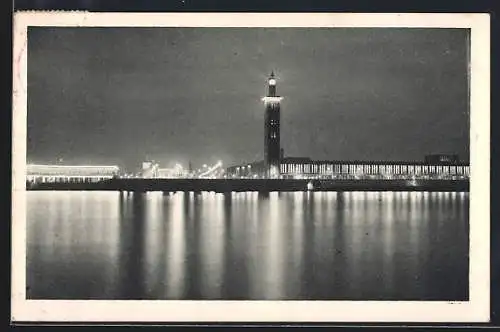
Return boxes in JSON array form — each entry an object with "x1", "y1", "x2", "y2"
[{"x1": 263, "y1": 69, "x2": 282, "y2": 178}]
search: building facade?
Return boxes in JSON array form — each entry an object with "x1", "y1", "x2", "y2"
[
  {"x1": 27, "y1": 164, "x2": 120, "y2": 183},
  {"x1": 226, "y1": 157, "x2": 469, "y2": 180},
  {"x1": 279, "y1": 156, "x2": 469, "y2": 180}
]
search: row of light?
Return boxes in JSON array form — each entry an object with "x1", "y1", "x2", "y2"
[
  {"x1": 279, "y1": 163, "x2": 470, "y2": 176},
  {"x1": 27, "y1": 164, "x2": 120, "y2": 177},
  {"x1": 26, "y1": 164, "x2": 120, "y2": 170},
  {"x1": 235, "y1": 165, "x2": 252, "y2": 171}
]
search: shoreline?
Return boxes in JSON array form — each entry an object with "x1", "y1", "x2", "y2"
[{"x1": 26, "y1": 178, "x2": 470, "y2": 193}]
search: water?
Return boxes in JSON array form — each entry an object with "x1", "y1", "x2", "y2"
[{"x1": 26, "y1": 191, "x2": 469, "y2": 300}]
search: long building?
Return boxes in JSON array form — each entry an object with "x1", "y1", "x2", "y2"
[
  {"x1": 27, "y1": 164, "x2": 120, "y2": 183},
  {"x1": 226, "y1": 155, "x2": 469, "y2": 180}
]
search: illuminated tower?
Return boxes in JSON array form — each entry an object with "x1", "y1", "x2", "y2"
[{"x1": 262, "y1": 71, "x2": 283, "y2": 178}]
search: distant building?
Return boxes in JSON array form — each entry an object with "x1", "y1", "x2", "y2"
[
  {"x1": 424, "y1": 154, "x2": 460, "y2": 165},
  {"x1": 226, "y1": 160, "x2": 265, "y2": 178},
  {"x1": 141, "y1": 161, "x2": 159, "y2": 178},
  {"x1": 157, "y1": 164, "x2": 187, "y2": 178}
]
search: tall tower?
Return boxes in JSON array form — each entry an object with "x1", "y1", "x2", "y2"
[{"x1": 262, "y1": 71, "x2": 283, "y2": 178}]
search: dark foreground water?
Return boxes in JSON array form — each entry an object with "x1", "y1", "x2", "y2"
[{"x1": 27, "y1": 191, "x2": 469, "y2": 300}]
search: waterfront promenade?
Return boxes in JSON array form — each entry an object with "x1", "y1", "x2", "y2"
[{"x1": 26, "y1": 178, "x2": 469, "y2": 192}]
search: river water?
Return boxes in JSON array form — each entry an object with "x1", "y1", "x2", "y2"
[{"x1": 26, "y1": 190, "x2": 469, "y2": 300}]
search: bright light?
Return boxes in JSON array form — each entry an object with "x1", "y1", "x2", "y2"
[
  {"x1": 203, "y1": 164, "x2": 207, "y2": 168},
  {"x1": 270, "y1": 166, "x2": 279, "y2": 178},
  {"x1": 262, "y1": 96, "x2": 283, "y2": 103},
  {"x1": 307, "y1": 181, "x2": 314, "y2": 191},
  {"x1": 269, "y1": 78, "x2": 276, "y2": 85},
  {"x1": 28, "y1": 164, "x2": 119, "y2": 170}
]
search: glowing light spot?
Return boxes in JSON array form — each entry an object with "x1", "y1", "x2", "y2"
[{"x1": 262, "y1": 96, "x2": 283, "y2": 103}]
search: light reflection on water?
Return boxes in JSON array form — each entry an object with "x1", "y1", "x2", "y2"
[{"x1": 26, "y1": 190, "x2": 469, "y2": 300}]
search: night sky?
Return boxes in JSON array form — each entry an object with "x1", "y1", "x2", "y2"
[{"x1": 27, "y1": 28, "x2": 469, "y2": 171}]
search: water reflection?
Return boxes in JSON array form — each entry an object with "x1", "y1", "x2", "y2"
[
  {"x1": 165, "y1": 192, "x2": 187, "y2": 299},
  {"x1": 27, "y1": 190, "x2": 469, "y2": 301},
  {"x1": 199, "y1": 193, "x2": 225, "y2": 298},
  {"x1": 27, "y1": 191, "x2": 121, "y2": 299}
]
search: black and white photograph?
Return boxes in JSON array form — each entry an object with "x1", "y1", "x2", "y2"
[{"x1": 11, "y1": 12, "x2": 490, "y2": 322}]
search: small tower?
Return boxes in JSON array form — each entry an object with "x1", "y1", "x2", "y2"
[{"x1": 262, "y1": 71, "x2": 283, "y2": 178}]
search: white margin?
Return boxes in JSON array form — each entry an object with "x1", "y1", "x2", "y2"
[{"x1": 11, "y1": 12, "x2": 490, "y2": 323}]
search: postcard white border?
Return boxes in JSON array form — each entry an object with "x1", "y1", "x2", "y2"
[{"x1": 11, "y1": 12, "x2": 490, "y2": 323}]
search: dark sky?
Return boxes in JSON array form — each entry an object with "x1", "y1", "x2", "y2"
[{"x1": 27, "y1": 27, "x2": 469, "y2": 171}]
